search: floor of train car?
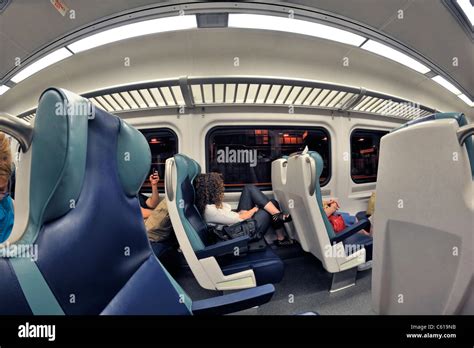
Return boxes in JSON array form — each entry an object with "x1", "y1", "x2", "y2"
[{"x1": 174, "y1": 242, "x2": 375, "y2": 315}]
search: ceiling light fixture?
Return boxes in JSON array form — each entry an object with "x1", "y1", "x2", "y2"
[
  {"x1": 458, "y1": 94, "x2": 474, "y2": 107},
  {"x1": 361, "y1": 40, "x2": 431, "y2": 74},
  {"x1": 68, "y1": 15, "x2": 197, "y2": 53},
  {"x1": 456, "y1": 0, "x2": 474, "y2": 26},
  {"x1": 0, "y1": 85, "x2": 10, "y2": 96},
  {"x1": 10, "y1": 48, "x2": 73, "y2": 83},
  {"x1": 432, "y1": 75, "x2": 462, "y2": 95},
  {"x1": 228, "y1": 14, "x2": 366, "y2": 46}
]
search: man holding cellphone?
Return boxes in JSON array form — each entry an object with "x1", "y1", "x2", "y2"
[
  {"x1": 140, "y1": 169, "x2": 160, "y2": 218},
  {"x1": 139, "y1": 169, "x2": 172, "y2": 239}
]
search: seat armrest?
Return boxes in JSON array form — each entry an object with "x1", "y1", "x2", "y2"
[
  {"x1": 330, "y1": 219, "x2": 370, "y2": 244},
  {"x1": 195, "y1": 236, "x2": 250, "y2": 259},
  {"x1": 192, "y1": 284, "x2": 275, "y2": 315}
]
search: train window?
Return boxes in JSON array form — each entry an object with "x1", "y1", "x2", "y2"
[
  {"x1": 350, "y1": 129, "x2": 389, "y2": 184},
  {"x1": 139, "y1": 128, "x2": 178, "y2": 192},
  {"x1": 206, "y1": 126, "x2": 331, "y2": 191}
]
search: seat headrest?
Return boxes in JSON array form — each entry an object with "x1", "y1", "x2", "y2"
[
  {"x1": 308, "y1": 151, "x2": 324, "y2": 179},
  {"x1": 188, "y1": 157, "x2": 201, "y2": 181},
  {"x1": 22, "y1": 88, "x2": 150, "y2": 245},
  {"x1": 116, "y1": 120, "x2": 151, "y2": 197},
  {"x1": 174, "y1": 153, "x2": 190, "y2": 182},
  {"x1": 392, "y1": 112, "x2": 473, "y2": 178},
  {"x1": 392, "y1": 112, "x2": 466, "y2": 132},
  {"x1": 24, "y1": 88, "x2": 90, "y2": 243},
  {"x1": 173, "y1": 153, "x2": 201, "y2": 181}
]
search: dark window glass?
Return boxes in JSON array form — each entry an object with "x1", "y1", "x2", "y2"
[
  {"x1": 139, "y1": 128, "x2": 178, "y2": 192},
  {"x1": 351, "y1": 129, "x2": 388, "y2": 184},
  {"x1": 206, "y1": 126, "x2": 331, "y2": 190}
]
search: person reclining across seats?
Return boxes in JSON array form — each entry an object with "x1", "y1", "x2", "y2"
[
  {"x1": 0, "y1": 132, "x2": 14, "y2": 243},
  {"x1": 323, "y1": 199, "x2": 372, "y2": 237},
  {"x1": 194, "y1": 173, "x2": 293, "y2": 246}
]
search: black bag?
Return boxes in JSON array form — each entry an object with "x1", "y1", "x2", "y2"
[
  {"x1": 209, "y1": 219, "x2": 261, "y2": 242},
  {"x1": 224, "y1": 219, "x2": 261, "y2": 241}
]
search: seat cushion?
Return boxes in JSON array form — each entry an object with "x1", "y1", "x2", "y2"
[
  {"x1": 343, "y1": 233, "x2": 373, "y2": 261},
  {"x1": 218, "y1": 247, "x2": 284, "y2": 285},
  {"x1": 0, "y1": 259, "x2": 33, "y2": 315},
  {"x1": 392, "y1": 112, "x2": 474, "y2": 177},
  {"x1": 150, "y1": 241, "x2": 172, "y2": 258},
  {"x1": 101, "y1": 255, "x2": 191, "y2": 315},
  {"x1": 149, "y1": 240, "x2": 181, "y2": 276}
]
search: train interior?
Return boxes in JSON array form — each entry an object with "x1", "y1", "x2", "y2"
[{"x1": 0, "y1": 0, "x2": 472, "y2": 316}]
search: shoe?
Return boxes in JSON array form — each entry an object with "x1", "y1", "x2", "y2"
[
  {"x1": 271, "y1": 213, "x2": 292, "y2": 228},
  {"x1": 273, "y1": 237, "x2": 294, "y2": 247},
  {"x1": 357, "y1": 260, "x2": 372, "y2": 271}
]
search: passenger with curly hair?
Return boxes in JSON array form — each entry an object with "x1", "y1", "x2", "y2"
[
  {"x1": 0, "y1": 132, "x2": 14, "y2": 243},
  {"x1": 194, "y1": 173, "x2": 293, "y2": 246}
]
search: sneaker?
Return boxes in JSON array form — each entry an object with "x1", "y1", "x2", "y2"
[
  {"x1": 273, "y1": 237, "x2": 294, "y2": 247},
  {"x1": 357, "y1": 260, "x2": 373, "y2": 271}
]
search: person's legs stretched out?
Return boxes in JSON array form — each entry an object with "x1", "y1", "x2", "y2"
[{"x1": 237, "y1": 185, "x2": 292, "y2": 245}]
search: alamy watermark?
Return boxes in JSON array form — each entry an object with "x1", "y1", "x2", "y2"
[
  {"x1": 0, "y1": 242, "x2": 38, "y2": 261},
  {"x1": 324, "y1": 242, "x2": 365, "y2": 261},
  {"x1": 55, "y1": 100, "x2": 95, "y2": 119},
  {"x1": 216, "y1": 146, "x2": 258, "y2": 167},
  {"x1": 18, "y1": 322, "x2": 55, "y2": 341}
]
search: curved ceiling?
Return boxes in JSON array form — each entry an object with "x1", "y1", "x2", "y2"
[
  {"x1": 0, "y1": 0, "x2": 472, "y2": 117},
  {"x1": 290, "y1": 0, "x2": 473, "y2": 97}
]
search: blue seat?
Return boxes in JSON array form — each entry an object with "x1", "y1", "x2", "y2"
[
  {"x1": 165, "y1": 153, "x2": 284, "y2": 290},
  {"x1": 0, "y1": 88, "x2": 274, "y2": 315}
]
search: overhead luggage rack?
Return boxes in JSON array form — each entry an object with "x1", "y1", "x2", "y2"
[{"x1": 17, "y1": 76, "x2": 437, "y2": 121}]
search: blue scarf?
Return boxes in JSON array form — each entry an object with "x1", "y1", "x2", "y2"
[{"x1": 0, "y1": 195, "x2": 14, "y2": 243}]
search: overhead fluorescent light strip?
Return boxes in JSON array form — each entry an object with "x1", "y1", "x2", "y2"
[
  {"x1": 432, "y1": 75, "x2": 462, "y2": 95},
  {"x1": 68, "y1": 15, "x2": 197, "y2": 53},
  {"x1": 458, "y1": 94, "x2": 474, "y2": 107},
  {"x1": 11, "y1": 48, "x2": 72, "y2": 83},
  {"x1": 0, "y1": 85, "x2": 10, "y2": 96},
  {"x1": 228, "y1": 14, "x2": 366, "y2": 46},
  {"x1": 361, "y1": 40, "x2": 430, "y2": 74},
  {"x1": 457, "y1": 0, "x2": 474, "y2": 26}
]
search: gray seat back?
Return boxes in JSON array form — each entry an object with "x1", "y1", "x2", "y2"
[{"x1": 372, "y1": 113, "x2": 474, "y2": 314}]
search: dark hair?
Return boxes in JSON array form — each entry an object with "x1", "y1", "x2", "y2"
[{"x1": 194, "y1": 173, "x2": 224, "y2": 215}]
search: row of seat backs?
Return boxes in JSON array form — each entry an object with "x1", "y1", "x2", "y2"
[
  {"x1": 373, "y1": 112, "x2": 473, "y2": 314},
  {"x1": 272, "y1": 151, "x2": 359, "y2": 273},
  {"x1": 0, "y1": 88, "x2": 192, "y2": 315}
]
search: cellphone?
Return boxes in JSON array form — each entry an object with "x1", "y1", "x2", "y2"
[{"x1": 154, "y1": 165, "x2": 161, "y2": 177}]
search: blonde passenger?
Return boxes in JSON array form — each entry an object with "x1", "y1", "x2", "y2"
[{"x1": 0, "y1": 133, "x2": 14, "y2": 243}]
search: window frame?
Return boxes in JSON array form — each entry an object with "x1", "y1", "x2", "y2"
[
  {"x1": 205, "y1": 125, "x2": 332, "y2": 192},
  {"x1": 139, "y1": 127, "x2": 179, "y2": 193},
  {"x1": 350, "y1": 128, "x2": 389, "y2": 184}
]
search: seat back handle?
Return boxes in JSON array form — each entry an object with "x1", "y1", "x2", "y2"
[
  {"x1": 457, "y1": 124, "x2": 474, "y2": 145},
  {"x1": 0, "y1": 113, "x2": 34, "y2": 152},
  {"x1": 165, "y1": 158, "x2": 175, "y2": 201},
  {"x1": 307, "y1": 157, "x2": 316, "y2": 196}
]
